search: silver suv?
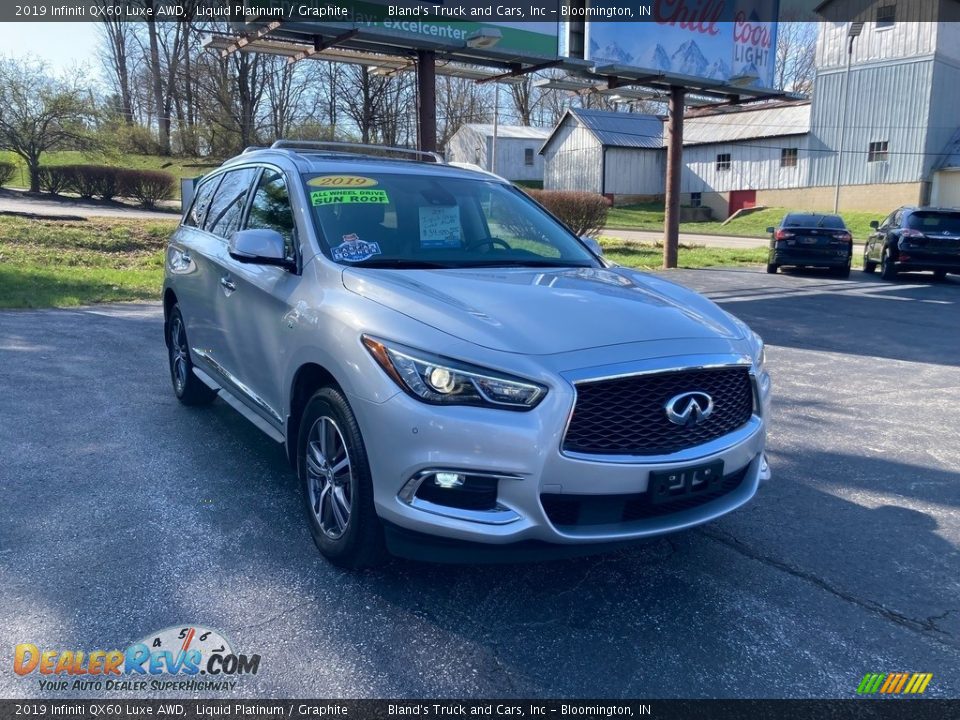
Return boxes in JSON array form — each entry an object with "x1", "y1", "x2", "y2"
[{"x1": 164, "y1": 141, "x2": 771, "y2": 567}]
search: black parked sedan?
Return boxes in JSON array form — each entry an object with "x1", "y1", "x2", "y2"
[
  {"x1": 864, "y1": 206, "x2": 960, "y2": 281},
  {"x1": 766, "y1": 212, "x2": 853, "y2": 278}
]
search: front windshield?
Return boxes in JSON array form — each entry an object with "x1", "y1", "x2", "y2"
[{"x1": 303, "y1": 172, "x2": 599, "y2": 269}]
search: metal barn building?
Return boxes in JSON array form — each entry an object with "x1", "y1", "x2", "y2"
[
  {"x1": 541, "y1": 9, "x2": 960, "y2": 215},
  {"x1": 445, "y1": 124, "x2": 551, "y2": 184},
  {"x1": 541, "y1": 109, "x2": 664, "y2": 200}
]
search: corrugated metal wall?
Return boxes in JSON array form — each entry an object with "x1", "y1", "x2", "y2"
[
  {"x1": 604, "y1": 148, "x2": 665, "y2": 195},
  {"x1": 680, "y1": 136, "x2": 809, "y2": 193},
  {"x1": 447, "y1": 128, "x2": 547, "y2": 182},
  {"x1": 542, "y1": 118, "x2": 603, "y2": 193},
  {"x1": 817, "y1": 19, "x2": 938, "y2": 70},
  {"x1": 807, "y1": 59, "x2": 933, "y2": 187}
]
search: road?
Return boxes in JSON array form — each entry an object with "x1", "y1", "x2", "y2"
[
  {"x1": 603, "y1": 227, "x2": 768, "y2": 249},
  {"x1": 0, "y1": 191, "x2": 178, "y2": 221},
  {"x1": 1, "y1": 269, "x2": 958, "y2": 699}
]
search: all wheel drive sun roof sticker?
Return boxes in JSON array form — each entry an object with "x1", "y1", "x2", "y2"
[{"x1": 310, "y1": 176, "x2": 387, "y2": 263}]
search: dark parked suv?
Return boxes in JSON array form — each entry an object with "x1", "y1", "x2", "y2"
[
  {"x1": 766, "y1": 212, "x2": 853, "y2": 278},
  {"x1": 864, "y1": 206, "x2": 960, "y2": 281}
]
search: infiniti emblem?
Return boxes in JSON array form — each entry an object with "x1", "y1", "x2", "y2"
[{"x1": 665, "y1": 391, "x2": 715, "y2": 427}]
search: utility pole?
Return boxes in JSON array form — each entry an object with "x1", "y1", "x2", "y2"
[
  {"x1": 663, "y1": 85, "x2": 685, "y2": 269},
  {"x1": 491, "y1": 82, "x2": 500, "y2": 173},
  {"x1": 834, "y1": 22, "x2": 863, "y2": 213}
]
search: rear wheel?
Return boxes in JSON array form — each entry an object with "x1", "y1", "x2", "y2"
[
  {"x1": 167, "y1": 305, "x2": 217, "y2": 406},
  {"x1": 298, "y1": 386, "x2": 386, "y2": 568},
  {"x1": 880, "y1": 249, "x2": 898, "y2": 281},
  {"x1": 766, "y1": 263, "x2": 778, "y2": 274},
  {"x1": 835, "y1": 266, "x2": 851, "y2": 279}
]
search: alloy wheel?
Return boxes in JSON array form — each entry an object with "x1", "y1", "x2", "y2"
[{"x1": 305, "y1": 416, "x2": 353, "y2": 539}]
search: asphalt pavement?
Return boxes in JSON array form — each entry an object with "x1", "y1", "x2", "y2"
[{"x1": 1, "y1": 268, "x2": 958, "y2": 699}]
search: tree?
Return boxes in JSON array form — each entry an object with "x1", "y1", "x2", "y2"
[
  {"x1": 0, "y1": 58, "x2": 96, "y2": 192},
  {"x1": 776, "y1": 21, "x2": 818, "y2": 94}
]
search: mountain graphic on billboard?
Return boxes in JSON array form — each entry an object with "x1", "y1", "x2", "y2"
[{"x1": 670, "y1": 40, "x2": 710, "y2": 77}]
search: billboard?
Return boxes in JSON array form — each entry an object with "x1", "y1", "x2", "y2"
[{"x1": 586, "y1": 0, "x2": 780, "y2": 89}]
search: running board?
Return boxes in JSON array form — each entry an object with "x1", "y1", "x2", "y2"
[{"x1": 192, "y1": 367, "x2": 285, "y2": 444}]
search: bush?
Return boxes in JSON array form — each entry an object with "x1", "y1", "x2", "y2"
[
  {"x1": 37, "y1": 166, "x2": 77, "y2": 195},
  {"x1": 71, "y1": 165, "x2": 124, "y2": 200},
  {"x1": 526, "y1": 190, "x2": 611, "y2": 237},
  {"x1": 122, "y1": 169, "x2": 175, "y2": 208},
  {"x1": 0, "y1": 161, "x2": 16, "y2": 187}
]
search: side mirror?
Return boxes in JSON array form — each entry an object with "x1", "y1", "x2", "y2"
[
  {"x1": 766, "y1": 226, "x2": 775, "y2": 234},
  {"x1": 869, "y1": 220, "x2": 879, "y2": 229},
  {"x1": 580, "y1": 235, "x2": 604, "y2": 257},
  {"x1": 228, "y1": 229, "x2": 291, "y2": 268}
]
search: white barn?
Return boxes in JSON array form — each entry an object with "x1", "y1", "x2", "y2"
[
  {"x1": 540, "y1": 109, "x2": 664, "y2": 201},
  {"x1": 445, "y1": 124, "x2": 551, "y2": 184}
]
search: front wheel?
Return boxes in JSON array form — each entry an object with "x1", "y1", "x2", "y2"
[
  {"x1": 298, "y1": 386, "x2": 386, "y2": 568},
  {"x1": 880, "y1": 249, "x2": 898, "y2": 281},
  {"x1": 167, "y1": 305, "x2": 217, "y2": 406}
]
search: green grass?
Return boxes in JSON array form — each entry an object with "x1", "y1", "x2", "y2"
[
  {"x1": 0, "y1": 150, "x2": 220, "y2": 198},
  {"x1": 599, "y1": 237, "x2": 769, "y2": 270},
  {"x1": 0, "y1": 216, "x2": 177, "y2": 308},
  {"x1": 604, "y1": 204, "x2": 883, "y2": 241}
]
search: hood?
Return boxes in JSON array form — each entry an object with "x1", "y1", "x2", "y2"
[{"x1": 342, "y1": 266, "x2": 743, "y2": 355}]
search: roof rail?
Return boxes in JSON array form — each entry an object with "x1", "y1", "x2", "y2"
[
  {"x1": 269, "y1": 140, "x2": 444, "y2": 163},
  {"x1": 242, "y1": 145, "x2": 266, "y2": 154}
]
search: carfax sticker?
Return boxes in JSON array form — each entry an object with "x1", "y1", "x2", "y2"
[
  {"x1": 310, "y1": 189, "x2": 389, "y2": 205},
  {"x1": 307, "y1": 175, "x2": 378, "y2": 187},
  {"x1": 331, "y1": 234, "x2": 381, "y2": 263}
]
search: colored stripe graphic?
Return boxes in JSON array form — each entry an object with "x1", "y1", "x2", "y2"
[{"x1": 858, "y1": 672, "x2": 932, "y2": 694}]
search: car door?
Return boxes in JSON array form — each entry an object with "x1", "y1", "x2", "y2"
[
  {"x1": 169, "y1": 172, "x2": 225, "y2": 367},
  {"x1": 194, "y1": 166, "x2": 259, "y2": 387},
  {"x1": 217, "y1": 166, "x2": 302, "y2": 429}
]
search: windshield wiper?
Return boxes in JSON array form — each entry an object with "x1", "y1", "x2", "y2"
[
  {"x1": 457, "y1": 259, "x2": 595, "y2": 269},
  {"x1": 345, "y1": 258, "x2": 455, "y2": 269}
]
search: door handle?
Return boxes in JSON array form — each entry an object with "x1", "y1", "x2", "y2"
[{"x1": 220, "y1": 276, "x2": 236, "y2": 292}]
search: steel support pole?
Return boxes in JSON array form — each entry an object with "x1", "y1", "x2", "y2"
[
  {"x1": 417, "y1": 49, "x2": 437, "y2": 153},
  {"x1": 663, "y1": 85, "x2": 685, "y2": 269}
]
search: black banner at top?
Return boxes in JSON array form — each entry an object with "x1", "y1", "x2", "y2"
[{"x1": 0, "y1": 0, "x2": 944, "y2": 23}]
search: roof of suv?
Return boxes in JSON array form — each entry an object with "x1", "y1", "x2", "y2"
[{"x1": 221, "y1": 143, "x2": 505, "y2": 183}]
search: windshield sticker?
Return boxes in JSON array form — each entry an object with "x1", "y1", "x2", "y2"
[
  {"x1": 308, "y1": 175, "x2": 378, "y2": 188},
  {"x1": 311, "y1": 189, "x2": 389, "y2": 205},
  {"x1": 331, "y1": 234, "x2": 381, "y2": 263},
  {"x1": 419, "y1": 206, "x2": 461, "y2": 249}
]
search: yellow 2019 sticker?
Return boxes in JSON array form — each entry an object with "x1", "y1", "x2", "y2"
[
  {"x1": 308, "y1": 175, "x2": 378, "y2": 188},
  {"x1": 310, "y1": 189, "x2": 389, "y2": 205}
]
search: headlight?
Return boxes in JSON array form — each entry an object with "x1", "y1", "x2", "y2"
[
  {"x1": 361, "y1": 336, "x2": 547, "y2": 410},
  {"x1": 750, "y1": 332, "x2": 771, "y2": 399}
]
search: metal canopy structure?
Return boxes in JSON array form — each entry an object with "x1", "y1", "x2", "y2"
[{"x1": 211, "y1": 14, "x2": 802, "y2": 269}]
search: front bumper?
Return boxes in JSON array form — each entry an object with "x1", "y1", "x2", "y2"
[{"x1": 349, "y1": 356, "x2": 770, "y2": 557}]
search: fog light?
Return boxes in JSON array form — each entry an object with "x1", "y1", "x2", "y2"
[{"x1": 433, "y1": 472, "x2": 465, "y2": 489}]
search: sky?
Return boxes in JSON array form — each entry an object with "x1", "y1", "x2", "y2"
[{"x1": 0, "y1": 22, "x2": 103, "y2": 76}]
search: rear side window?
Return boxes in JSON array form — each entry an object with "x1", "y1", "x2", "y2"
[
  {"x1": 204, "y1": 168, "x2": 257, "y2": 239},
  {"x1": 783, "y1": 214, "x2": 845, "y2": 229},
  {"x1": 905, "y1": 212, "x2": 960, "y2": 234},
  {"x1": 183, "y1": 175, "x2": 222, "y2": 229},
  {"x1": 246, "y1": 169, "x2": 296, "y2": 260}
]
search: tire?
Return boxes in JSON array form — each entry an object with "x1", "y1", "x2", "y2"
[
  {"x1": 766, "y1": 263, "x2": 778, "y2": 274},
  {"x1": 167, "y1": 305, "x2": 217, "y2": 406},
  {"x1": 880, "y1": 249, "x2": 898, "y2": 281},
  {"x1": 933, "y1": 270, "x2": 947, "y2": 281},
  {"x1": 298, "y1": 386, "x2": 386, "y2": 568},
  {"x1": 863, "y1": 257, "x2": 877, "y2": 273},
  {"x1": 835, "y1": 266, "x2": 851, "y2": 279}
]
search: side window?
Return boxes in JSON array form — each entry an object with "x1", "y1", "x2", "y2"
[
  {"x1": 880, "y1": 211, "x2": 896, "y2": 229},
  {"x1": 246, "y1": 169, "x2": 296, "y2": 260},
  {"x1": 892, "y1": 210, "x2": 903, "y2": 228},
  {"x1": 183, "y1": 175, "x2": 222, "y2": 229},
  {"x1": 204, "y1": 168, "x2": 257, "y2": 239}
]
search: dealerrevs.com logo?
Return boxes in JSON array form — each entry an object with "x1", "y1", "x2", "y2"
[{"x1": 14, "y1": 625, "x2": 260, "y2": 692}]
